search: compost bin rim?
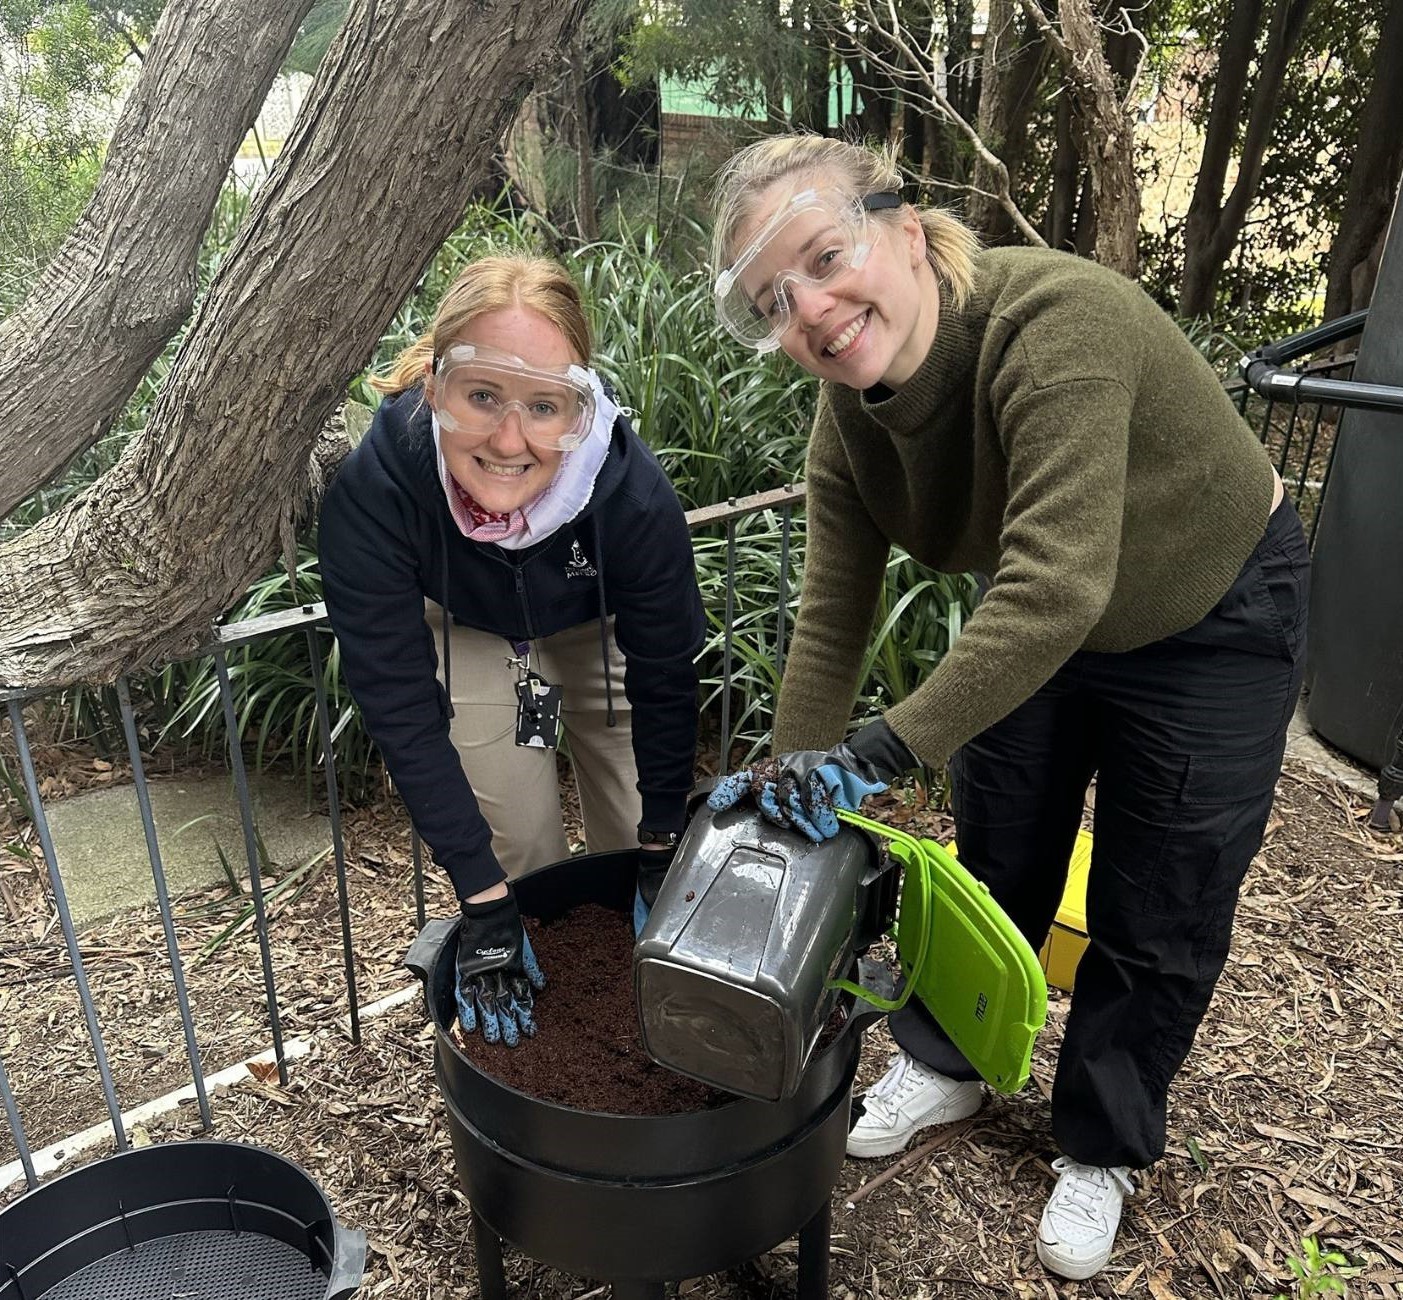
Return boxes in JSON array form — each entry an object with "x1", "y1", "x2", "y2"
[{"x1": 432, "y1": 991, "x2": 865, "y2": 1121}]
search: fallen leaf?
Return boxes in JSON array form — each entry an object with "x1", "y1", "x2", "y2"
[
  {"x1": 1284, "y1": 1186, "x2": 1352, "y2": 1218},
  {"x1": 1253, "y1": 1122, "x2": 1313, "y2": 1145}
]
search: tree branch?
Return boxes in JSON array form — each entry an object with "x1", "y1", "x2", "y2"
[
  {"x1": 844, "y1": 0, "x2": 1047, "y2": 247},
  {"x1": 0, "y1": 0, "x2": 317, "y2": 519}
]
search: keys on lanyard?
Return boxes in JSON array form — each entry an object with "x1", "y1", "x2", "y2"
[{"x1": 507, "y1": 641, "x2": 561, "y2": 749}]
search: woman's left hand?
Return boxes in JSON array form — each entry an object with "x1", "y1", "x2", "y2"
[{"x1": 708, "y1": 719, "x2": 917, "y2": 842}]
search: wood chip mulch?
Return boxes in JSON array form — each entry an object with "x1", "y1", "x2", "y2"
[{"x1": 1, "y1": 759, "x2": 1400, "y2": 1299}]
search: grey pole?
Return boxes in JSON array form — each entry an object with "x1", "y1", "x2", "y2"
[
  {"x1": 0, "y1": 1051, "x2": 36, "y2": 1188},
  {"x1": 6, "y1": 700, "x2": 128, "y2": 1151},
  {"x1": 212, "y1": 649, "x2": 289, "y2": 1085},
  {"x1": 115, "y1": 677, "x2": 212, "y2": 1129}
]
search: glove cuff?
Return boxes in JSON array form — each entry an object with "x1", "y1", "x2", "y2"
[
  {"x1": 460, "y1": 886, "x2": 518, "y2": 921},
  {"x1": 846, "y1": 718, "x2": 919, "y2": 783}
]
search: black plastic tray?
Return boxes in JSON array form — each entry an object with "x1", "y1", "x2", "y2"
[{"x1": 0, "y1": 1140, "x2": 364, "y2": 1300}]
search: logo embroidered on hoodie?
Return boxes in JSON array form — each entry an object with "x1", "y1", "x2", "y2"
[{"x1": 565, "y1": 540, "x2": 598, "y2": 579}]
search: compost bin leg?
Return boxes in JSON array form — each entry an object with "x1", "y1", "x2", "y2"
[
  {"x1": 609, "y1": 1280, "x2": 665, "y2": 1298},
  {"x1": 797, "y1": 1198, "x2": 832, "y2": 1300},
  {"x1": 472, "y1": 1210, "x2": 508, "y2": 1300}
]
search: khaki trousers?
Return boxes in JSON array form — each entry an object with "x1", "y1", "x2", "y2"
[{"x1": 427, "y1": 603, "x2": 642, "y2": 879}]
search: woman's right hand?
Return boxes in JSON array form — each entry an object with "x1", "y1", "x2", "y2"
[{"x1": 455, "y1": 885, "x2": 545, "y2": 1047}]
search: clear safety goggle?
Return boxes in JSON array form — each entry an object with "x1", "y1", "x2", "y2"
[
  {"x1": 714, "y1": 188, "x2": 904, "y2": 352},
  {"x1": 430, "y1": 343, "x2": 595, "y2": 451}
]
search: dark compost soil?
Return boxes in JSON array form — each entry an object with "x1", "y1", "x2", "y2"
[{"x1": 454, "y1": 903, "x2": 731, "y2": 1115}]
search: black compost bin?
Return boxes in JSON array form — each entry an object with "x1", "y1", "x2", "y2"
[
  {"x1": 0, "y1": 1140, "x2": 365, "y2": 1300},
  {"x1": 405, "y1": 849, "x2": 881, "y2": 1300},
  {"x1": 1301, "y1": 185, "x2": 1403, "y2": 774}
]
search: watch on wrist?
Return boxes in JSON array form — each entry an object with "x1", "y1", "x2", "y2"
[{"x1": 637, "y1": 827, "x2": 680, "y2": 848}]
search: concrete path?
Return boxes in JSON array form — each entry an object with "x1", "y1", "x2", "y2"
[
  {"x1": 1285, "y1": 698, "x2": 1386, "y2": 801},
  {"x1": 43, "y1": 773, "x2": 332, "y2": 929}
]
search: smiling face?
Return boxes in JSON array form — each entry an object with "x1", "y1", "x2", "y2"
[
  {"x1": 425, "y1": 307, "x2": 578, "y2": 513},
  {"x1": 732, "y1": 173, "x2": 940, "y2": 389}
]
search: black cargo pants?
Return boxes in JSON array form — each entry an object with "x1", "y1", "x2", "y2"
[{"x1": 890, "y1": 499, "x2": 1310, "y2": 1169}]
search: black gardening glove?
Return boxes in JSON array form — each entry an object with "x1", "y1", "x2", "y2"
[
  {"x1": 454, "y1": 886, "x2": 546, "y2": 1047},
  {"x1": 707, "y1": 719, "x2": 917, "y2": 842}
]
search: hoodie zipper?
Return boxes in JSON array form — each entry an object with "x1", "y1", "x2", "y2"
[{"x1": 512, "y1": 557, "x2": 537, "y2": 644}]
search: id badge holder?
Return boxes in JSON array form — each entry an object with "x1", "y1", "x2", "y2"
[{"x1": 513, "y1": 668, "x2": 562, "y2": 749}]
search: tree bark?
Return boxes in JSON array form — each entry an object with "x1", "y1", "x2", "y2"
[
  {"x1": 1323, "y1": 0, "x2": 1403, "y2": 320},
  {"x1": 1179, "y1": 0, "x2": 1316, "y2": 316},
  {"x1": 569, "y1": 37, "x2": 599, "y2": 242},
  {"x1": 0, "y1": 0, "x2": 590, "y2": 688},
  {"x1": 1046, "y1": 0, "x2": 1143, "y2": 274},
  {"x1": 0, "y1": 0, "x2": 316, "y2": 519},
  {"x1": 969, "y1": 0, "x2": 1051, "y2": 241}
]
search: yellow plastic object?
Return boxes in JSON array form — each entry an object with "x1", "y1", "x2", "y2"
[
  {"x1": 836, "y1": 810, "x2": 1048, "y2": 1095},
  {"x1": 948, "y1": 830, "x2": 1093, "y2": 993},
  {"x1": 1041, "y1": 830, "x2": 1092, "y2": 991}
]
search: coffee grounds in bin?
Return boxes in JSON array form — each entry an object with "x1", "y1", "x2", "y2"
[{"x1": 453, "y1": 904, "x2": 732, "y2": 1115}]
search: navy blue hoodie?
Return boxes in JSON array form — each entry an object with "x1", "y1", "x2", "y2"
[{"x1": 318, "y1": 387, "x2": 704, "y2": 899}]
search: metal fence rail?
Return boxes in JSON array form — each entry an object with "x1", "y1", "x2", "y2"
[{"x1": 1232, "y1": 307, "x2": 1403, "y2": 545}]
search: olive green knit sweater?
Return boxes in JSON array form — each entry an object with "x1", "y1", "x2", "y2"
[{"x1": 771, "y1": 246, "x2": 1276, "y2": 765}]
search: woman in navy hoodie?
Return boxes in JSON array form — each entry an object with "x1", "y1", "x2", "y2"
[{"x1": 319, "y1": 255, "x2": 703, "y2": 1047}]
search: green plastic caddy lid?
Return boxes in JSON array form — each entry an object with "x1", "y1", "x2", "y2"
[{"x1": 836, "y1": 810, "x2": 1048, "y2": 1094}]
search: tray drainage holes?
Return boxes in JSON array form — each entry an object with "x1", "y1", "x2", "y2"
[{"x1": 36, "y1": 1231, "x2": 330, "y2": 1300}]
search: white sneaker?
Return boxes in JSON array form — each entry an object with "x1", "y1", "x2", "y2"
[
  {"x1": 846, "y1": 1051, "x2": 983, "y2": 1159},
  {"x1": 1036, "y1": 1157, "x2": 1135, "y2": 1280}
]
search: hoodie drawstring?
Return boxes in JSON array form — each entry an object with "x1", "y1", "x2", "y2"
[
  {"x1": 592, "y1": 515, "x2": 615, "y2": 728},
  {"x1": 438, "y1": 519, "x2": 455, "y2": 720}
]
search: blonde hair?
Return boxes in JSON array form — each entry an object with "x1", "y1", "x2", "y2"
[
  {"x1": 711, "y1": 134, "x2": 979, "y2": 310},
  {"x1": 371, "y1": 254, "x2": 592, "y2": 396}
]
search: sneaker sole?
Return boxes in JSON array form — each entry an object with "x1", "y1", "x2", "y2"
[
  {"x1": 1036, "y1": 1236, "x2": 1111, "y2": 1281},
  {"x1": 845, "y1": 1092, "x2": 983, "y2": 1160}
]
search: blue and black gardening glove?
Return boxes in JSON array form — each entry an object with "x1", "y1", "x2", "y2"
[
  {"x1": 455, "y1": 886, "x2": 546, "y2": 1047},
  {"x1": 708, "y1": 719, "x2": 917, "y2": 842},
  {"x1": 633, "y1": 842, "x2": 679, "y2": 937}
]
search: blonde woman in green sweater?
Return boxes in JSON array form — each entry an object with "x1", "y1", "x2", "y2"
[{"x1": 706, "y1": 135, "x2": 1307, "y2": 1282}]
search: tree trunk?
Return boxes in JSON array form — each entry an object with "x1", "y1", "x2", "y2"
[
  {"x1": 0, "y1": 0, "x2": 316, "y2": 519},
  {"x1": 0, "y1": 0, "x2": 590, "y2": 688},
  {"x1": 969, "y1": 0, "x2": 1050, "y2": 241},
  {"x1": 1045, "y1": 90, "x2": 1080, "y2": 248},
  {"x1": 1180, "y1": 0, "x2": 1316, "y2": 316},
  {"x1": 569, "y1": 37, "x2": 599, "y2": 242},
  {"x1": 796, "y1": 22, "x2": 831, "y2": 135},
  {"x1": 1323, "y1": 0, "x2": 1403, "y2": 321},
  {"x1": 944, "y1": 0, "x2": 978, "y2": 123},
  {"x1": 848, "y1": 46, "x2": 893, "y2": 140},
  {"x1": 1055, "y1": 0, "x2": 1141, "y2": 274},
  {"x1": 590, "y1": 42, "x2": 660, "y2": 168}
]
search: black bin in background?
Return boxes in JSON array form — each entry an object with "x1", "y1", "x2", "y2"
[
  {"x1": 0, "y1": 1140, "x2": 364, "y2": 1300},
  {"x1": 1307, "y1": 198, "x2": 1403, "y2": 771}
]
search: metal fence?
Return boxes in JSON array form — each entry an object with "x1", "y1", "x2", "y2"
[
  {"x1": 6, "y1": 309, "x2": 1403, "y2": 1191},
  {"x1": 1233, "y1": 307, "x2": 1403, "y2": 545}
]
